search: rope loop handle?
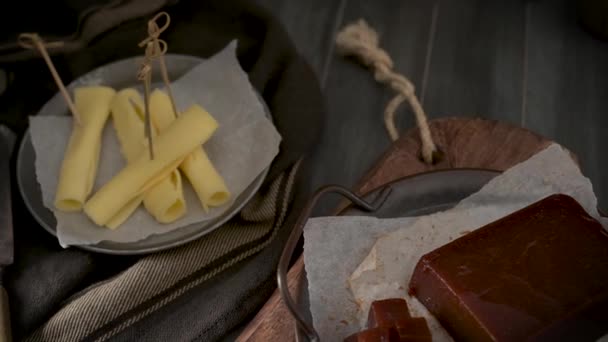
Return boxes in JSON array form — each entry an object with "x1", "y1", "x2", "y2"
[{"x1": 336, "y1": 19, "x2": 439, "y2": 164}]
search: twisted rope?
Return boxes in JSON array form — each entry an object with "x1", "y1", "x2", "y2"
[{"x1": 335, "y1": 19, "x2": 438, "y2": 164}]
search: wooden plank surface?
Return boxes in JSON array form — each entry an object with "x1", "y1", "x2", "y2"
[
  {"x1": 309, "y1": 0, "x2": 438, "y2": 215},
  {"x1": 253, "y1": 0, "x2": 347, "y2": 78},
  {"x1": 237, "y1": 0, "x2": 608, "y2": 340},
  {"x1": 422, "y1": 0, "x2": 526, "y2": 125},
  {"x1": 523, "y1": 0, "x2": 608, "y2": 210},
  {"x1": 257, "y1": 0, "x2": 608, "y2": 215}
]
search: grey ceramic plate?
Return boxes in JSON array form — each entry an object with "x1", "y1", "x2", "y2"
[
  {"x1": 16, "y1": 54, "x2": 271, "y2": 255},
  {"x1": 294, "y1": 169, "x2": 501, "y2": 341}
]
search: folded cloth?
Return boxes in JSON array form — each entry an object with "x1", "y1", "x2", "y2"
[
  {"x1": 1, "y1": 0, "x2": 324, "y2": 340},
  {"x1": 0, "y1": 0, "x2": 174, "y2": 63}
]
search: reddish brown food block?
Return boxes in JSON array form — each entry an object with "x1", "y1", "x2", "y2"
[
  {"x1": 408, "y1": 194, "x2": 608, "y2": 341},
  {"x1": 367, "y1": 299, "x2": 411, "y2": 328},
  {"x1": 344, "y1": 327, "x2": 400, "y2": 342},
  {"x1": 394, "y1": 318, "x2": 432, "y2": 342}
]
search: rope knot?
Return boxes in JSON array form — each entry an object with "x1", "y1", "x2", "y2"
[
  {"x1": 389, "y1": 74, "x2": 415, "y2": 97},
  {"x1": 336, "y1": 20, "x2": 393, "y2": 69},
  {"x1": 335, "y1": 19, "x2": 439, "y2": 164}
]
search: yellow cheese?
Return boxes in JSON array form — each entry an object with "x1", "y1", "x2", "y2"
[
  {"x1": 110, "y1": 89, "x2": 148, "y2": 161},
  {"x1": 180, "y1": 149, "x2": 231, "y2": 210},
  {"x1": 54, "y1": 86, "x2": 116, "y2": 212},
  {"x1": 84, "y1": 104, "x2": 218, "y2": 226},
  {"x1": 105, "y1": 195, "x2": 143, "y2": 230},
  {"x1": 150, "y1": 89, "x2": 230, "y2": 210},
  {"x1": 104, "y1": 89, "x2": 186, "y2": 228}
]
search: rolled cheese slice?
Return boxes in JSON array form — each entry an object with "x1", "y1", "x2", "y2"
[
  {"x1": 54, "y1": 86, "x2": 116, "y2": 212},
  {"x1": 150, "y1": 89, "x2": 231, "y2": 210},
  {"x1": 105, "y1": 194, "x2": 143, "y2": 230},
  {"x1": 113, "y1": 89, "x2": 186, "y2": 225},
  {"x1": 106, "y1": 89, "x2": 186, "y2": 228},
  {"x1": 84, "y1": 104, "x2": 218, "y2": 226}
]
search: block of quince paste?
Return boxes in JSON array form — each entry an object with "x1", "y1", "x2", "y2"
[
  {"x1": 106, "y1": 89, "x2": 186, "y2": 228},
  {"x1": 54, "y1": 86, "x2": 115, "y2": 211},
  {"x1": 408, "y1": 194, "x2": 608, "y2": 342},
  {"x1": 367, "y1": 299, "x2": 411, "y2": 328},
  {"x1": 393, "y1": 318, "x2": 431, "y2": 342},
  {"x1": 84, "y1": 104, "x2": 218, "y2": 226},
  {"x1": 149, "y1": 89, "x2": 230, "y2": 210},
  {"x1": 367, "y1": 299, "x2": 431, "y2": 341},
  {"x1": 344, "y1": 327, "x2": 400, "y2": 342}
]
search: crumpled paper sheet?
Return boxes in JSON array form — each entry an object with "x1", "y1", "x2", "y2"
[
  {"x1": 304, "y1": 144, "x2": 607, "y2": 341},
  {"x1": 29, "y1": 41, "x2": 281, "y2": 246}
]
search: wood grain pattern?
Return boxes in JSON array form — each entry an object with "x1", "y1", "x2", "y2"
[
  {"x1": 237, "y1": 118, "x2": 554, "y2": 341},
  {"x1": 523, "y1": 0, "x2": 608, "y2": 211},
  {"x1": 422, "y1": 0, "x2": 526, "y2": 126},
  {"x1": 256, "y1": 0, "x2": 608, "y2": 213},
  {"x1": 253, "y1": 0, "x2": 346, "y2": 78},
  {"x1": 236, "y1": 0, "x2": 607, "y2": 340}
]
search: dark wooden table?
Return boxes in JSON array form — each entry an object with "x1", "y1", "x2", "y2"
[
  {"x1": 254, "y1": 0, "x2": 608, "y2": 215},
  {"x1": 232, "y1": 0, "x2": 608, "y2": 340}
]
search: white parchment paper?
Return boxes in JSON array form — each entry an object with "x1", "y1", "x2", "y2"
[
  {"x1": 303, "y1": 144, "x2": 607, "y2": 341},
  {"x1": 29, "y1": 41, "x2": 281, "y2": 246}
]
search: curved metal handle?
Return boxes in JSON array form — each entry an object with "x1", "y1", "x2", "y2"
[{"x1": 277, "y1": 185, "x2": 392, "y2": 342}]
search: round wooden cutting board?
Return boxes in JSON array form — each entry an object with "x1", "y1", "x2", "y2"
[{"x1": 237, "y1": 117, "x2": 556, "y2": 342}]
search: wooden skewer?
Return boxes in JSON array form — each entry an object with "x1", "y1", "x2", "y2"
[
  {"x1": 18, "y1": 33, "x2": 82, "y2": 125},
  {"x1": 135, "y1": 11, "x2": 180, "y2": 160},
  {"x1": 128, "y1": 97, "x2": 154, "y2": 161},
  {"x1": 137, "y1": 43, "x2": 156, "y2": 161},
  {"x1": 157, "y1": 42, "x2": 179, "y2": 118},
  {"x1": 142, "y1": 68, "x2": 155, "y2": 160},
  {"x1": 139, "y1": 12, "x2": 179, "y2": 118}
]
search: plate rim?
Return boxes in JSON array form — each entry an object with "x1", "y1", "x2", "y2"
[{"x1": 16, "y1": 54, "x2": 273, "y2": 255}]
